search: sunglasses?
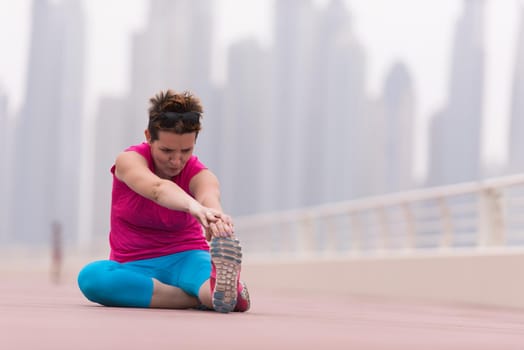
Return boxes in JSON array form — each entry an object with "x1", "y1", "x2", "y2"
[{"x1": 150, "y1": 111, "x2": 201, "y2": 129}]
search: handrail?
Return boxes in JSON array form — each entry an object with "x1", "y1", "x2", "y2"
[{"x1": 236, "y1": 173, "x2": 524, "y2": 259}]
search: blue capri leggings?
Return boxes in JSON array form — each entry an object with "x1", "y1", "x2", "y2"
[{"x1": 77, "y1": 250, "x2": 211, "y2": 308}]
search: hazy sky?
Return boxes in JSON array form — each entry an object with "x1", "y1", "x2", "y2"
[{"x1": 0, "y1": 0, "x2": 522, "y2": 178}]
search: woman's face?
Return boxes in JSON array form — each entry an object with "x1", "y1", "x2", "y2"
[{"x1": 147, "y1": 130, "x2": 196, "y2": 179}]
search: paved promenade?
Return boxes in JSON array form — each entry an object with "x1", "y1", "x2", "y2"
[{"x1": 2, "y1": 268, "x2": 524, "y2": 350}]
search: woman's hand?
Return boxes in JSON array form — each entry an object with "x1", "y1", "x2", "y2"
[
  {"x1": 188, "y1": 201, "x2": 234, "y2": 239},
  {"x1": 204, "y1": 213, "x2": 234, "y2": 240},
  {"x1": 188, "y1": 201, "x2": 222, "y2": 228}
]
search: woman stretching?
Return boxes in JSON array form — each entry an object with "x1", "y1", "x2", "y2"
[{"x1": 78, "y1": 89, "x2": 250, "y2": 313}]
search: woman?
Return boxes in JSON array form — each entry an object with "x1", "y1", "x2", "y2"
[{"x1": 78, "y1": 89, "x2": 250, "y2": 313}]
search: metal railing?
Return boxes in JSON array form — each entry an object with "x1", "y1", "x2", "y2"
[{"x1": 236, "y1": 174, "x2": 524, "y2": 260}]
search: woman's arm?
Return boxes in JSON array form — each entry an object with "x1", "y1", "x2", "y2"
[
  {"x1": 114, "y1": 151, "x2": 221, "y2": 228},
  {"x1": 189, "y1": 169, "x2": 234, "y2": 239}
]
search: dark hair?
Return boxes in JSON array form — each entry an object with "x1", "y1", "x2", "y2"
[{"x1": 147, "y1": 89, "x2": 203, "y2": 141}]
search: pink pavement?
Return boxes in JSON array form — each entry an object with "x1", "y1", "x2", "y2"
[{"x1": 2, "y1": 272, "x2": 524, "y2": 350}]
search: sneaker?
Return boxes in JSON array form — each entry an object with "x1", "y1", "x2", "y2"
[
  {"x1": 210, "y1": 237, "x2": 242, "y2": 313},
  {"x1": 234, "y1": 280, "x2": 250, "y2": 312}
]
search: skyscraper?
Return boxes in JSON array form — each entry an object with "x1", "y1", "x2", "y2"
[
  {"x1": 382, "y1": 62, "x2": 415, "y2": 192},
  {"x1": 221, "y1": 39, "x2": 273, "y2": 214},
  {"x1": 9, "y1": 0, "x2": 86, "y2": 244},
  {"x1": 272, "y1": 0, "x2": 317, "y2": 210},
  {"x1": 309, "y1": 0, "x2": 368, "y2": 203},
  {"x1": 427, "y1": 0, "x2": 485, "y2": 185},
  {"x1": 0, "y1": 88, "x2": 7, "y2": 243},
  {"x1": 90, "y1": 97, "x2": 128, "y2": 245},
  {"x1": 508, "y1": 6, "x2": 524, "y2": 174}
]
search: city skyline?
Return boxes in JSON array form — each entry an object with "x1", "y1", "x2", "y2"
[
  {"x1": 1, "y1": 0, "x2": 522, "y2": 180},
  {"x1": 1, "y1": 0, "x2": 524, "y2": 247}
]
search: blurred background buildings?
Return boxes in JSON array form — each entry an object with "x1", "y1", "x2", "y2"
[{"x1": 0, "y1": 0, "x2": 523, "y2": 248}]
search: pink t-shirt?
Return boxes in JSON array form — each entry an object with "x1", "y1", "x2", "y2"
[{"x1": 109, "y1": 142, "x2": 209, "y2": 262}]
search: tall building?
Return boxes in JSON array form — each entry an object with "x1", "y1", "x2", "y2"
[
  {"x1": 427, "y1": 0, "x2": 485, "y2": 186},
  {"x1": 90, "y1": 97, "x2": 128, "y2": 245},
  {"x1": 9, "y1": 0, "x2": 86, "y2": 244},
  {"x1": 363, "y1": 97, "x2": 387, "y2": 196},
  {"x1": 272, "y1": 0, "x2": 317, "y2": 210},
  {"x1": 0, "y1": 88, "x2": 7, "y2": 243},
  {"x1": 382, "y1": 62, "x2": 415, "y2": 192},
  {"x1": 314, "y1": 0, "x2": 368, "y2": 203},
  {"x1": 508, "y1": 6, "x2": 524, "y2": 174},
  {"x1": 221, "y1": 39, "x2": 273, "y2": 215},
  {"x1": 292, "y1": 0, "x2": 369, "y2": 205}
]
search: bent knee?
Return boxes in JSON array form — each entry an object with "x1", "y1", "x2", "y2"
[{"x1": 77, "y1": 260, "x2": 119, "y2": 305}]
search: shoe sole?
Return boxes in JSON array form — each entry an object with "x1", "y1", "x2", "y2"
[{"x1": 210, "y1": 237, "x2": 242, "y2": 313}]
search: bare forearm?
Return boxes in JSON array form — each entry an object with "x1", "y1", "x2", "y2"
[
  {"x1": 153, "y1": 179, "x2": 198, "y2": 212},
  {"x1": 149, "y1": 180, "x2": 224, "y2": 229},
  {"x1": 195, "y1": 189, "x2": 234, "y2": 239},
  {"x1": 196, "y1": 190, "x2": 223, "y2": 211}
]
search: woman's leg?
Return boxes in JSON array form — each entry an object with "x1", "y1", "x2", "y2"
[
  {"x1": 173, "y1": 239, "x2": 246, "y2": 313},
  {"x1": 77, "y1": 260, "x2": 198, "y2": 309},
  {"x1": 198, "y1": 280, "x2": 212, "y2": 308},
  {"x1": 149, "y1": 279, "x2": 199, "y2": 308},
  {"x1": 78, "y1": 260, "x2": 152, "y2": 307},
  {"x1": 169, "y1": 250, "x2": 213, "y2": 308}
]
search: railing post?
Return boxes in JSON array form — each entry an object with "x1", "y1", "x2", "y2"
[
  {"x1": 377, "y1": 206, "x2": 389, "y2": 251},
  {"x1": 268, "y1": 222, "x2": 279, "y2": 256},
  {"x1": 478, "y1": 187, "x2": 505, "y2": 247},
  {"x1": 325, "y1": 216, "x2": 337, "y2": 255},
  {"x1": 494, "y1": 189, "x2": 506, "y2": 244},
  {"x1": 438, "y1": 197, "x2": 453, "y2": 248},
  {"x1": 284, "y1": 220, "x2": 299, "y2": 257},
  {"x1": 402, "y1": 202, "x2": 416, "y2": 250},
  {"x1": 350, "y1": 211, "x2": 362, "y2": 254},
  {"x1": 299, "y1": 215, "x2": 315, "y2": 258}
]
